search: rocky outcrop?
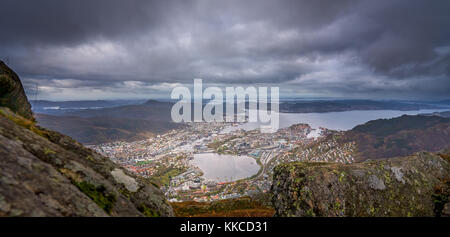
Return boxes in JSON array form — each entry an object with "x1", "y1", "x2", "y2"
[
  {"x1": 0, "y1": 107, "x2": 174, "y2": 217},
  {"x1": 271, "y1": 151, "x2": 450, "y2": 217},
  {"x1": 0, "y1": 62, "x2": 174, "y2": 217},
  {"x1": 0, "y1": 61, "x2": 33, "y2": 120}
]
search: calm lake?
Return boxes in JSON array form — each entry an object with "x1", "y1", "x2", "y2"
[{"x1": 190, "y1": 153, "x2": 260, "y2": 182}]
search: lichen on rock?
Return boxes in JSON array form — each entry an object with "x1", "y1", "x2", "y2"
[
  {"x1": 111, "y1": 168, "x2": 139, "y2": 192},
  {"x1": 271, "y1": 151, "x2": 450, "y2": 217}
]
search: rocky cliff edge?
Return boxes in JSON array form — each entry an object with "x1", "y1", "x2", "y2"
[{"x1": 0, "y1": 61, "x2": 173, "y2": 217}]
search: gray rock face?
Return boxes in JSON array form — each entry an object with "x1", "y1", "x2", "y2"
[
  {"x1": 111, "y1": 168, "x2": 140, "y2": 192},
  {"x1": 390, "y1": 166, "x2": 405, "y2": 184},
  {"x1": 271, "y1": 151, "x2": 450, "y2": 217},
  {"x1": 368, "y1": 175, "x2": 386, "y2": 190},
  {"x1": 0, "y1": 109, "x2": 174, "y2": 216},
  {"x1": 0, "y1": 63, "x2": 174, "y2": 217}
]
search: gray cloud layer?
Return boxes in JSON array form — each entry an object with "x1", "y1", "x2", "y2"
[{"x1": 1, "y1": 0, "x2": 449, "y2": 100}]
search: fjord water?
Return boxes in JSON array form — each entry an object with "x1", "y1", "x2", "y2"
[
  {"x1": 191, "y1": 153, "x2": 260, "y2": 182},
  {"x1": 222, "y1": 109, "x2": 449, "y2": 133},
  {"x1": 197, "y1": 109, "x2": 447, "y2": 182}
]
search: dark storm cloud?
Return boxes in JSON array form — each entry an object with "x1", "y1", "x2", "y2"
[
  {"x1": 0, "y1": 0, "x2": 449, "y2": 100},
  {"x1": 0, "y1": 0, "x2": 185, "y2": 46}
]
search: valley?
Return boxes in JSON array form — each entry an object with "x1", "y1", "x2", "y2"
[
  {"x1": 89, "y1": 109, "x2": 450, "y2": 204},
  {"x1": 1, "y1": 59, "x2": 449, "y2": 217}
]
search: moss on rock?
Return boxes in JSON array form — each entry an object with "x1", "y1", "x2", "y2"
[
  {"x1": 73, "y1": 181, "x2": 116, "y2": 214},
  {"x1": 271, "y1": 151, "x2": 450, "y2": 217}
]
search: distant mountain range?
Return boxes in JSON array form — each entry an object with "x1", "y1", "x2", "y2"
[
  {"x1": 420, "y1": 110, "x2": 450, "y2": 118},
  {"x1": 32, "y1": 98, "x2": 450, "y2": 145},
  {"x1": 34, "y1": 100, "x2": 184, "y2": 144},
  {"x1": 30, "y1": 99, "x2": 147, "y2": 115},
  {"x1": 32, "y1": 98, "x2": 450, "y2": 116},
  {"x1": 279, "y1": 99, "x2": 449, "y2": 113},
  {"x1": 35, "y1": 113, "x2": 183, "y2": 145}
]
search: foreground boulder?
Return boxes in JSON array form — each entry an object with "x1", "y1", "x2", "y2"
[
  {"x1": 0, "y1": 61, "x2": 173, "y2": 217},
  {"x1": 0, "y1": 61, "x2": 33, "y2": 120},
  {"x1": 271, "y1": 151, "x2": 450, "y2": 217},
  {"x1": 0, "y1": 107, "x2": 174, "y2": 217}
]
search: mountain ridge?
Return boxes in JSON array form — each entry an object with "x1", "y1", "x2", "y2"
[{"x1": 337, "y1": 114, "x2": 450, "y2": 160}]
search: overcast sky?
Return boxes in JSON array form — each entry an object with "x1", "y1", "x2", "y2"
[{"x1": 1, "y1": 0, "x2": 449, "y2": 101}]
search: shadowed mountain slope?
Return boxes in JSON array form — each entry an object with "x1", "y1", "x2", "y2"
[
  {"x1": 0, "y1": 61, "x2": 33, "y2": 120},
  {"x1": 338, "y1": 115, "x2": 450, "y2": 160}
]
